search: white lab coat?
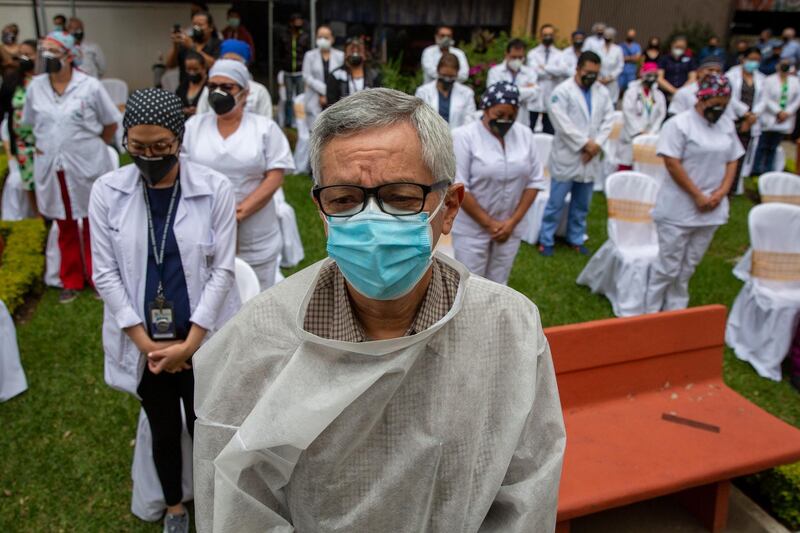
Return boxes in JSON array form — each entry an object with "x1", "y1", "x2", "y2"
[
  {"x1": 618, "y1": 80, "x2": 667, "y2": 165},
  {"x1": 596, "y1": 43, "x2": 624, "y2": 103},
  {"x1": 451, "y1": 120, "x2": 546, "y2": 284},
  {"x1": 77, "y1": 41, "x2": 106, "y2": 79},
  {"x1": 759, "y1": 73, "x2": 800, "y2": 133},
  {"x1": 486, "y1": 61, "x2": 540, "y2": 126},
  {"x1": 301, "y1": 47, "x2": 345, "y2": 119},
  {"x1": 196, "y1": 80, "x2": 273, "y2": 118},
  {"x1": 421, "y1": 44, "x2": 470, "y2": 83},
  {"x1": 414, "y1": 80, "x2": 476, "y2": 129},
  {"x1": 182, "y1": 112, "x2": 295, "y2": 290},
  {"x1": 726, "y1": 65, "x2": 766, "y2": 136},
  {"x1": 22, "y1": 70, "x2": 121, "y2": 220},
  {"x1": 555, "y1": 48, "x2": 581, "y2": 79},
  {"x1": 88, "y1": 157, "x2": 240, "y2": 397},
  {"x1": 548, "y1": 77, "x2": 616, "y2": 182},
  {"x1": 193, "y1": 253, "x2": 566, "y2": 532},
  {"x1": 583, "y1": 34, "x2": 606, "y2": 53},
  {"x1": 527, "y1": 44, "x2": 564, "y2": 112}
]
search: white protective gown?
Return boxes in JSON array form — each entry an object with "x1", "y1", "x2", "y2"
[
  {"x1": 486, "y1": 61, "x2": 540, "y2": 127},
  {"x1": 414, "y1": 80, "x2": 477, "y2": 129},
  {"x1": 527, "y1": 44, "x2": 564, "y2": 113},
  {"x1": 21, "y1": 70, "x2": 121, "y2": 219},
  {"x1": 196, "y1": 80, "x2": 273, "y2": 118},
  {"x1": 645, "y1": 110, "x2": 745, "y2": 312},
  {"x1": 183, "y1": 112, "x2": 295, "y2": 290},
  {"x1": 451, "y1": 120, "x2": 546, "y2": 284},
  {"x1": 548, "y1": 77, "x2": 616, "y2": 183},
  {"x1": 618, "y1": 80, "x2": 667, "y2": 166},
  {"x1": 421, "y1": 44, "x2": 470, "y2": 83},
  {"x1": 301, "y1": 47, "x2": 345, "y2": 120},
  {"x1": 596, "y1": 42, "x2": 624, "y2": 104},
  {"x1": 193, "y1": 253, "x2": 566, "y2": 532}
]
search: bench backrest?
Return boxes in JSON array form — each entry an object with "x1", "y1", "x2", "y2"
[{"x1": 544, "y1": 305, "x2": 727, "y2": 409}]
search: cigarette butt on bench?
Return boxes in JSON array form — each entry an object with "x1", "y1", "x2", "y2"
[{"x1": 661, "y1": 413, "x2": 721, "y2": 433}]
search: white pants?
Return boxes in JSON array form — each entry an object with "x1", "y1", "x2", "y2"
[
  {"x1": 645, "y1": 222, "x2": 718, "y2": 313},
  {"x1": 452, "y1": 231, "x2": 522, "y2": 285},
  {"x1": 248, "y1": 257, "x2": 279, "y2": 292}
]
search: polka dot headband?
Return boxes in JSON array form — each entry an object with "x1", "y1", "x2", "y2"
[
  {"x1": 123, "y1": 88, "x2": 185, "y2": 139},
  {"x1": 696, "y1": 73, "x2": 731, "y2": 101},
  {"x1": 480, "y1": 81, "x2": 520, "y2": 110}
]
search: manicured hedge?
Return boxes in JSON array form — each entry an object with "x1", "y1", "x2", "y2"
[
  {"x1": 0, "y1": 218, "x2": 46, "y2": 314},
  {"x1": 745, "y1": 462, "x2": 800, "y2": 529}
]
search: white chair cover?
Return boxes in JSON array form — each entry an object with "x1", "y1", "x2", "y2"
[
  {"x1": 293, "y1": 93, "x2": 311, "y2": 174},
  {"x1": 274, "y1": 187, "x2": 305, "y2": 268},
  {"x1": 577, "y1": 171, "x2": 660, "y2": 317},
  {"x1": 131, "y1": 408, "x2": 194, "y2": 521},
  {"x1": 0, "y1": 299, "x2": 27, "y2": 402},
  {"x1": 160, "y1": 69, "x2": 180, "y2": 93},
  {"x1": 1, "y1": 158, "x2": 35, "y2": 221},
  {"x1": 597, "y1": 110, "x2": 625, "y2": 192},
  {"x1": 521, "y1": 133, "x2": 570, "y2": 244},
  {"x1": 733, "y1": 172, "x2": 800, "y2": 281},
  {"x1": 276, "y1": 70, "x2": 287, "y2": 128},
  {"x1": 726, "y1": 203, "x2": 800, "y2": 381},
  {"x1": 774, "y1": 144, "x2": 787, "y2": 173},
  {"x1": 101, "y1": 78, "x2": 129, "y2": 107},
  {"x1": 631, "y1": 133, "x2": 666, "y2": 187},
  {"x1": 235, "y1": 257, "x2": 261, "y2": 303}
]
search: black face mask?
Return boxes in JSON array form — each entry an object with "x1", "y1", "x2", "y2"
[
  {"x1": 71, "y1": 31, "x2": 84, "y2": 42},
  {"x1": 1, "y1": 32, "x2": 15, "y2": 45},
  {"x1": 209, "y1": 88, "x2": 236, "y2": 115},
  {"x1": 133, "y1": 154, "x2": 179, "y2": 186},
  {"x1": 438, "y1": 77, "x2": 455, "y2": 91},
  {"x1": 626, "y1": 36, "x2": 635, "y2": 42},
  {"x1": 643, "y1": 75, "x2": 657, "y2": 86},
  {"x1": 191, "y1": 26, "x2": 205, "y2": 43},
  {"x1": 18, "y1": 56, "x2": 34, "y2": 73},
  {"x1": 542, "y1": 36, "x2": 554, "y2": 46},
  {"x1": 581, "y1": 72, "x2": 598, "y2": 88},
  {"x1": 703, "y1": 104, "x2": 725, "y2": 124},
  {"x1": 347, "y1": 53, "x2": 363, "y2": 67},
  {"x1": 489, "y1": 118, "x2": 514, "y2": 138},
  {"x1": 187, "y1": 72, "x2": 203, "y2": 84},
  {"x1": 780, "y1": 63, "x2": 792, "y2": 72},
  {"x1": 44, "y1": 56, "x2": 62, "y2": 74},
  {"x1": 573, "y1": 41, "x2": 584, "y2": 50}
]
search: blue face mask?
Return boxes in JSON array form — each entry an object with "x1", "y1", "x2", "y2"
[
  {"x1": 744, "y1": 60, "x2": 760, "y2": 73},
  {"x1": 326, "y1": 198, "x2": 445, "y2": 301}
]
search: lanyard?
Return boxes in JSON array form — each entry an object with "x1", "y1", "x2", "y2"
[
  {"x1": 780, "y1": 79, "x2": 789, "y2": 109},
  {"x1": 142, "y1": 179, "x2": 180, "y2": 304}
]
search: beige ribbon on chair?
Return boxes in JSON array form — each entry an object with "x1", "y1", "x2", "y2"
[
  {"x1": 752, "y1": 250, "x2": 800, "y2": 281},
  {"x1": 607, "y1": 198, "x2": 654, "y2": 223},
  {"x1": 633, "y1": 144, "x2": 663, "y2": 166},
  {"x1": 761, "y1": 195, "x2": 800, "y2": 206},
  {"x1": 608, "y1": 122, "x2": 623, "y2": 141}
]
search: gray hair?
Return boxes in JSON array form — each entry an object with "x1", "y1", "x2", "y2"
[{"x1": 309, "y1": 88, "x2": 455, "y2": 185}]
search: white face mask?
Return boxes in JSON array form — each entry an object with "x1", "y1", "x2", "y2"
[
  {"x1": 507, "y1": 58, "x2": 523, "y2": 72},
  {"x1": 672, "y1": 47, "x2": 685, "y2": 58},
  {"x1": 316, "y1": 37, "x2": 331, "y2": 50}
]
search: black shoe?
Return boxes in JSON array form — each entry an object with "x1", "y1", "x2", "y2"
[
  {"x1": 59, "y1": 289, "x2": 78, "y2": 304},
  {"x1": 791, "y1": 375, "x2": 800, "y2": 393}
]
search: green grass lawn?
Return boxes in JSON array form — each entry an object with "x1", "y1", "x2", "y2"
[{"x1": 1, "y1": 173, "x2": 797, "y2": 530}]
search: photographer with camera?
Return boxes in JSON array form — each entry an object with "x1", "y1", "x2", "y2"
[{"x1": 166, "y1": 11, "x2": 220, "y2": 85}]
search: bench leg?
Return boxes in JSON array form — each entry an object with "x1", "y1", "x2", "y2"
[
  {"x1": 555, "y1": 520, "x2": 570, "y2": 533},
  {"x1": 673, "y1": 480, "x2": 731, "y2": 532}
]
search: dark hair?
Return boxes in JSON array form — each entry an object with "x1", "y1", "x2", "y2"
[
  {"x1": 671, "y1": 34, "x2": 687, "y2": 44},
  {"x1": 192, "y1": 2, "x2": 209, "y2": 11},
  {"x1": 435, "y1": 25, "x2": 453, "y2": 35},
  {"x1": 437, "y1": 52, "x2": 460, "y2": 71},
  {"x1": 572, "y1": 30, "x2": 586, "y2": 40},
  {"x1": 53, "y1": 14, "x2": 66, "y2": 23},
  {"x1": 184, "y1": 50, "x2": 206, "y2": 67},
  {"x1": 744, "y1": 46, "x2": 762, "y2": 57},
  {"x1": 540, "y1": 23, "x2": 554, "y2": 33},
  {"x1": 506, "y1": 38, "x2": 527, "y2": 53},
  {"x1": 289, "y1": 13, "x2": 303, "y2": 22},
  {"x1": 21, "y1": 39, "x2": 37, "y2": 49},
  {"x1": 578, "y1": 50, "x2": 601, "y2": 68},
  {"x1": 193, "y1": 11, "x2": 214, "y2": 28},
  {"x1": 227, "y1": 7, "x2": 240, "y2": 16}
]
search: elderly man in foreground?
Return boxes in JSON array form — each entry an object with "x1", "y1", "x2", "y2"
[{"x1": 193, "y1": 88, "x2": 566, "y2": 532}]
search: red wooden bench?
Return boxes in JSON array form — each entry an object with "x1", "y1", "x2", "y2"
[{"x1": 545, "y1": 305, "x2": 800, "y2": 532}]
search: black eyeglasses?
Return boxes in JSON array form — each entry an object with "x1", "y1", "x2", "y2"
[
  {"x1": 313, "y1": 181, "x2": 449, "y2": 217},
  {"x1": 207, "y1": 82, "x2": 240, "y2": 93},
  {"x1": 123, "y1": 135, "x2": 179, "y2": 157}
]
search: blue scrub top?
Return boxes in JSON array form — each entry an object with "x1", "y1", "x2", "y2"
[
  {"x1": 438, "y1": 89, "x2": 451, "y2": 123},
  {"x1": 658, "y1": 54, "x2": 697, "y2": 89},
  {"x1": 143, "y1": 183, "x2": 191, "y2": 341}
]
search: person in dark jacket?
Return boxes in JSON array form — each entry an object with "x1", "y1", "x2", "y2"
[
  {"x1": 276, "y1": 13, "x2": 311, "y2": 125},
  {"x1": 325, "y1": 37, "x2": 381, "y2": 107}
]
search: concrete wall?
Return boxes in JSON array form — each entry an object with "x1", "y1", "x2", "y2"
[
  {"x1": 537, "y1": 0, "x2": 581, "y2": 40},
  {"x1": 0, "y1": 1, "x2": 231, "y2": 90}
]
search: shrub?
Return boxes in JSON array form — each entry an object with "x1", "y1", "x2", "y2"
[
  {"x1": 380, "y1": 53, "x2": 423, "y2": 95},
  {"x1": 666, "y1": 20, "x2": 716, "y2": 56},
  {"x1": 460, "y1": 31, "x2": 537, "y2": 103},
  {"x1": 0, "y1": 218, "x2": 47, "y2": 314},
  {"x1": 744, "y1": 462, "x2": 800, "y2": 529}
]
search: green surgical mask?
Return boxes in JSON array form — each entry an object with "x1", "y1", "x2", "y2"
[{"x1": 228, "y1": 18, "x2": 240, "y2": 29}]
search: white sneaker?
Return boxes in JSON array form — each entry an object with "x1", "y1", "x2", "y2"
[{"x1": 163, "y1": 509, "x2": 189, "y2": 533}]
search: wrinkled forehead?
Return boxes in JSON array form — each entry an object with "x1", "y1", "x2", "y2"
[{"x1": 318, "y1": 122, "x2": 433, "y2": 187}]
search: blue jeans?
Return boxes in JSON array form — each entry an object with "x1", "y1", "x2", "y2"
[
  {"x1": 752, "y1": 131, "x2": 783, "y2": 176},
  {"x1": 539, "y1": 179, "x2": 594, "y2": 247}
]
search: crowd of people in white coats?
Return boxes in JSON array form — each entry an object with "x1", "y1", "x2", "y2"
[{"x1": 0, "y1": 11, "x2": 799, "y2": 533}]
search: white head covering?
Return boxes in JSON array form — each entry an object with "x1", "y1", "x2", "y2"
[{"x1": 208, "y1": 59, "x2": 250, "y2": 89}]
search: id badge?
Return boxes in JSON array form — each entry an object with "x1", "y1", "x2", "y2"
[{"x1": 148, "y1": 300, "x2": 177, "y2": 340}]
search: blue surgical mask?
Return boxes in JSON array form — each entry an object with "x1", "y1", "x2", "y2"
[
  {"x1": 744, "y1": 60, "x2": 760, "y2": 73},
  {"x1": 326, "y1": 198, "x2": 445, "y2": 301}
]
